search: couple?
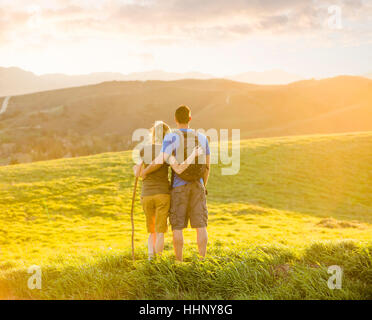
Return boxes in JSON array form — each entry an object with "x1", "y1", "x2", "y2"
[{"x1": 133, "y1": 106, "x2": 210, "y2": 262}]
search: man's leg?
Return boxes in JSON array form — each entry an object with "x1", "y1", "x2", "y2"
[
  {"x1": 189, "y1": 182, "x2": 208, "y2": 259},
  {"x1": 169, "y1": 186, "x2": 188, "y2": 262},
  {"x1": 196, "y1": 227, "x2": 208, "y2": 258},
  {"x1": 173, "y1": 229, "x2": 184, "y2": 262},
  {"x1": 155, "y1": 233, "x2": 164, "y2": 255}
]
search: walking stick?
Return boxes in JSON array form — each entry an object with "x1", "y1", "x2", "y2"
[{"x1": 130, "y1": 176, "x2": 139, "y2": 261}]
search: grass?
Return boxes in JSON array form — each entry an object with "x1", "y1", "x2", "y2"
[{"x1": 0, "y1": 131, "x2": 371, "y2": 299}]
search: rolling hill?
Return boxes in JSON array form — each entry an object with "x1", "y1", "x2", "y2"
[
  {"x1": 1, "y1": 76, "x2": 372, "y2": 166},
  {"x1": 228, "y1": 69, "x2": 302, "y2": 84},
  {"x1": 0, "y1": 132, "x2": 371, "y2": 299},
  {"x1": 0, "y1": 67, "x2": 214, "y2": 97},
  {"x1": 0, "y1": 66, "x2": 305, "y2": 97}
]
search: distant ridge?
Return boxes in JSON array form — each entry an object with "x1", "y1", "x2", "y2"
[
  {"x1": 0, "y1": 66, "x2": 304, "y2": 97},
  {"x1": 0, "y1": 67, "x2": 214, "y2": 97},
  {"x1": 228, "y1": 69, "x2": 303, "y2": 85}
]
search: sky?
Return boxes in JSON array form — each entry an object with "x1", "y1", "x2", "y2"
[{"x1": 0, "y1": 0, "x2": 371, "y2": 78}]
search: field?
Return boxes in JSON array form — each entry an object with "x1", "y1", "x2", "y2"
[{"x1": 0, "y1": 131, "x2": 371, "y2": 299}]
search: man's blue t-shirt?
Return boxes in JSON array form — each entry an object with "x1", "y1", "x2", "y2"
[{"x1": 161, "y1": 129, "x2": 210, "y2": 187}]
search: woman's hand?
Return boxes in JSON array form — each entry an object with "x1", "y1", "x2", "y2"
[
  {"x1": 133, "y1": 162, "x2": 143, "y2": 178},
  {"x1": 133, "y1": 165, "x2": 139, "y2": 176},
  {"x1": 195, "y1": 146, "x2": 204, "y2": 157},
  {"x1": 141, "y1": 170, "x2": 147, "y2": 180},
  {"x1": 187, "y1": 146, "x2": 203, "y2": 163},
  {"x1": 141, "y1": 165, "x2": 148, "y2": 180}
]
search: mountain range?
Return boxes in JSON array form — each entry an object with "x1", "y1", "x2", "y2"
[{"x1": 0, "y1": 67, "x2": 304, "y2": 97}]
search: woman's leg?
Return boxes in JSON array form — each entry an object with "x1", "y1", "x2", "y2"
[
  {"x1": 155, "y1": 233, "x2": 165, "y2": 255},
  {"x1": 142, "y1": 196, "x2": 156, "y2": 259},
  {"x1": 154, "y1": 194, "x2": 170, "y2": 256},
  {"x1": 148, "y1": 233, "x2": 156, "y2": 259}
]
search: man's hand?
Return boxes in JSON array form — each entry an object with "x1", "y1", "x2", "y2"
[{"x1": 142, "y1": 152, "x2": 167, "y2": 178}]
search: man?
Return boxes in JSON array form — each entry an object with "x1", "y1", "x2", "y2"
[{"x1": 142, "y1": 105, "x2": 211, "y2": 261}]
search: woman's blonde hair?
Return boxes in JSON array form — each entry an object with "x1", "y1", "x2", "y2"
[{"x1": 150, "y1": 121, "x2": 171, "y2": 144}]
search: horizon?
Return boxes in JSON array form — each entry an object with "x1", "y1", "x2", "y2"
[{"x1": 1, "y1": 65, "x2": 371, "y2": 80}]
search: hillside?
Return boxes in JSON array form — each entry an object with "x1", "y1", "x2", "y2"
[
  {"x1": 0, "y1": 132, "x2": 371, "y2": 299},
  {"x1": 0, "y1": 66, "x2": 303, "y2": 97},
  {"x1": 228, "y1": 69, "x2": 302, "y2": 84},
  {"x1": 1, "y1": 76, "x2": 372, "y2": 166},
  {"x1": 0, "y1": 67, "x2": 214, "y2": 97}
]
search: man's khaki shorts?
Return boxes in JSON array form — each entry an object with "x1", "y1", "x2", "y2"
[
  {"x1": 141, "y1": 194, "x2": 170, "y2": 233},
  {"x1": 169, "y1": 181, "x2": 208, "y2": 230}
]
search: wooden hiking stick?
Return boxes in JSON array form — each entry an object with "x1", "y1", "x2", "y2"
[{"x1": 130, "y1": 176, "x2": 139, "y2": 261}]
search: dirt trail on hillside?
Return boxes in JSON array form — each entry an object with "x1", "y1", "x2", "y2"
[{"x1": 0, "y1": 96, "x2": 11, "y2": 115}]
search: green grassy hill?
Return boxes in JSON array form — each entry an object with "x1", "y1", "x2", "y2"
[{"x1": 0, "y1": 132, "x2": 371, "y2": 299}]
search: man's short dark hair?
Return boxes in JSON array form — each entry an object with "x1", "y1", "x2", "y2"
[{"x1": 175, "y1": 105, "x2": 191, "y2": 124}]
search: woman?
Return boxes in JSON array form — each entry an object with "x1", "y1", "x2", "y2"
[{"x1": 133, "y1": 121, "x2": 200, "y2": 260}]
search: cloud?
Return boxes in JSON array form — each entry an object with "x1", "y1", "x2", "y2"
[{"x1": 0, "y1": 0, "x2": 371, "y2": 48}]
